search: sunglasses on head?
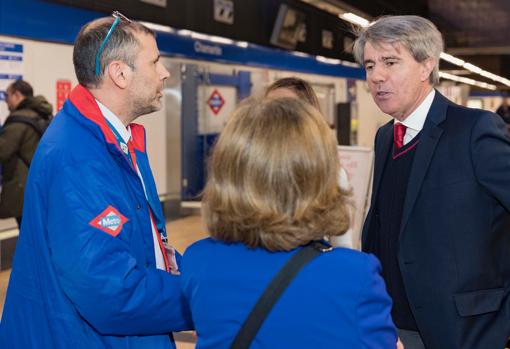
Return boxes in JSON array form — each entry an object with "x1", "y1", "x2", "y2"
[{"x1": 95, "y1": 11, "x2": 132, "y2": 76}]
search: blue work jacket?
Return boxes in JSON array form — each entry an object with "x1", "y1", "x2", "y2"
[{"x1": 0, "y1": 85, "x2": 192, "y2": 348}]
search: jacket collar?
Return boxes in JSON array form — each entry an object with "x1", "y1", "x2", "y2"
[
  {"x1": 69, "y1": 84, "x2": 146, "y2": 153},
  {"x1": 422, "y1": 90, "x2": 450, "y2": 128}
]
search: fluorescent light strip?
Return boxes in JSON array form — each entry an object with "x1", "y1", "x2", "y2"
[
  {"x1": 140, "y1": 23, "x2": 244, "y2": 47},
  {"x1": 236, "y1": 41, "x2": 249, "y2": 48},
  {"x1": 140, "y1": 21, "x2": 174, "y2": 33},
  {"x1": 177, "y1": 29, "x2": 192, "y2": 36},
  {"x1": 339, "y1": 13, "x2": 370, "y2": 27},
  {"x1": 439, "y1": 72, "x2": 497, "y2": 90},
  {"x1": 440, "y1": 54, "x2": 510, "y2": 87},
  {"x1": 292, "y1": 51, "x2": 310, "y2": 58},
  {"x1": 315, "y1": 55, "x2": 360, "y2": 68},
  {"x1": 341, "y1": 61, "x2": 361, "y2": 68},
  {"x1": 176, "y1": 29, "x2": 249, "y2": 48},
  {"x1": 189, "y1": 32, "x2": 232, "y2": 45},
  {"x1": 439, "y1": 52, "x2": 465, "y2": 66},
  {"x1": 316, "y1": 55, "x2": 342, "y2": 65}
]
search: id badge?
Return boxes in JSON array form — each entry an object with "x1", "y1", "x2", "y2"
[{"x1": 164, "y1": 243, "x2": 180, "y2": 275}]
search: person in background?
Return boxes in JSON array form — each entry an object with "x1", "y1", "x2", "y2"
[
  {"x1": 181, "y1": 97, "x2": 398, "y2": 348},
  {"x1": 0, "y1": 79, "x2": 52, "y2": 227},
  {"x1": 496, "y1": 96, "x2": 510, "y2": 131},
  {"x1": 265, "y1": 76, "x2": 321, "y2": 110},
  {"x1": 266, "y1": 77, "x2": 354, "y2": 249},
  {"x1": 0, "y1": 12, "x2": 192, "y2": 348},
  {"x1": 355, "y1": 15, "x2": 510, "y2": 349}
]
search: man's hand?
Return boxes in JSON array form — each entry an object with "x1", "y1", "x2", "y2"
[{"x1": 397, "y1": 337, "x2": 404, "y2": 349}]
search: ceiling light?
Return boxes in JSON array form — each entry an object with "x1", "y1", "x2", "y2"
[
  {"x1": 140, "y1": 21, "x2": 174, "y2": 33},
  {"x1": 292, "y1": 51, "x2": 309, "y2": 58},
  {"x1": 177, "y1": 29, "x2": 192, "y2": 36},
  {"x1": 439, "y1": 72, "x2": 497, "y2": 90},
  {"x1": 339, "y1": 13, "x2": 370, "y2": 27},
  {"x1": 316, "y1": 56, "x2": 342, "y2": 65},
  {"x1": 439, "y1": 53, "x2": 510, "y2": 87},
  {"x1": 207, "y1": 35, "x2": 234, "y2": 45},
  {"x1": 439, "y1": 52, "x2": 465, "y2": 66},
  {"x1": 236, "y1": 41, "x2": 249, "y2": 48}
]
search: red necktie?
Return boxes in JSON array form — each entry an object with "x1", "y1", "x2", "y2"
[{"x1": 394, "y1": 123, "x2": 407, "y2": 149}]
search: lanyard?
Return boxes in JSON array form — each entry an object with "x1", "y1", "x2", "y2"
[
  {"x1": 104, "y1": 119, "x2": 134, "y2": 169},
  {"x1": 104, "y1": 119, "x2": 171, "y2": 272}
]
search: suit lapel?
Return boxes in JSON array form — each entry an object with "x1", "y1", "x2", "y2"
[{"x1": 399, "y1": 91, "x2": 449, "y2": 237}]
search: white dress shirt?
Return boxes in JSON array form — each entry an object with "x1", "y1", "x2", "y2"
[{"x1": 396, "y1": 89, "x2": 435, "y2": 145}]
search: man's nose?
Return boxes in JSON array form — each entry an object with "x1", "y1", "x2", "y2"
[
  {"x1": 369, "y1": 65, "x2": 387, "y2": 83},
  {"x1": 160, "y1": 64, "x2": 170, "y2": 80}
]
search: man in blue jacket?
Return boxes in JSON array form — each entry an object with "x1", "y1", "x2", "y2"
[{"x1": 0, "y1": 12, "x2": 192, "y2": 348}]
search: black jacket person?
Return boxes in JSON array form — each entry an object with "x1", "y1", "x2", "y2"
[{"x1": 0, "y1": 81, "x2": 52, "y2": 224}]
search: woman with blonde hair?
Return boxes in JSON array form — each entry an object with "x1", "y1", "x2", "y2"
[
  {"x1": 180, "y1": 97, "x2": 397, "y2": 348},
  {"x1": 266, "y1": 76, "x2": 355, "y2": 249}
]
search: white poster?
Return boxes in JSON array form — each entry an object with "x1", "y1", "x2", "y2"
[
  {"x1": 337, "y1": 146, "x2": 374, "y2": 250},
  {"x1": 0, "y1": 41, "x2": 24, "y2": 124},
  {"x1": 198, "y1": 85, "x2": 237, "y2": 135}
]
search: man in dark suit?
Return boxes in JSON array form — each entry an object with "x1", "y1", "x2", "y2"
[{"x1": 354, "y1": 15, "x2": 510, "y2": 349}]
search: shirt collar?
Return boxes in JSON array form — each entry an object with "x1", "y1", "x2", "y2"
[
  {"x1": 398, "y1": 89, "x2": 435, "y2": 132},
  {"x1": 96, "y1": 99, "x2": 131, "y2": 143}
]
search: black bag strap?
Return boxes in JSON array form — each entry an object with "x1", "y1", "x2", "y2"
[
  {"x1": 5, "y1": 115, "x2": 48, "y2": 136},
  {"x1": 230, "y1": 241, "x2": 332, "y2": 349}
]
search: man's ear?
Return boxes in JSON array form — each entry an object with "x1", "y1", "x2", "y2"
[
  {"x1": 13, "y1": 90, "x2": 23, "y2": 100},
  {"x1": 106, "y1": 61, "x2": 131, "y2": 89},
  {"x1": 420, "y1": 57, "x2": 435, "y2": 82}
]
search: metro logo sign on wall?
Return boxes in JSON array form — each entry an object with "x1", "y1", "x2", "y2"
[
  {"x1": 207, "y1": 89, "x2": 225, "y2": 115},
  {"x1": 199, "y1": 85, "x2": 236, "y2": 135}
]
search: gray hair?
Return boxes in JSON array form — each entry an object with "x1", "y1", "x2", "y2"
[
  {"x1": 73, "y1": 17, "x2": 154, "y2": 88},
  {"x1": 353, "y1": 15, "x2": 444, "y2": 84}
]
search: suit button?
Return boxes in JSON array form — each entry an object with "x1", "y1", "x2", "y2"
[
  {"x1": 136, "y1": 204, "x2": 141, "y2": 210},
  {"x1": 145, "y1": 262, "x2": 149, "y2": 267},
  {"x1": 403, "y1": 260, "x2": 415, "y2": 265}
]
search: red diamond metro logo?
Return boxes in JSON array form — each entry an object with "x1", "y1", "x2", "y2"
[
  {"x1": 89, "y1": 205, "x2": 129, "y2": 237},
  {"x1": 207, "y1": 89, "x2": 225, "y2": 115}
]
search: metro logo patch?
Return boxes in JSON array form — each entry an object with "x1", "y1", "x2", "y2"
[{"x1": 89, "y1": 205, "x2": 128, "y2": 237}]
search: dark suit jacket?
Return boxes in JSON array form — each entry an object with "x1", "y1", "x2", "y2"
[{"x1": 362, "y1": 91, "x2": 510, "y2": 349}]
